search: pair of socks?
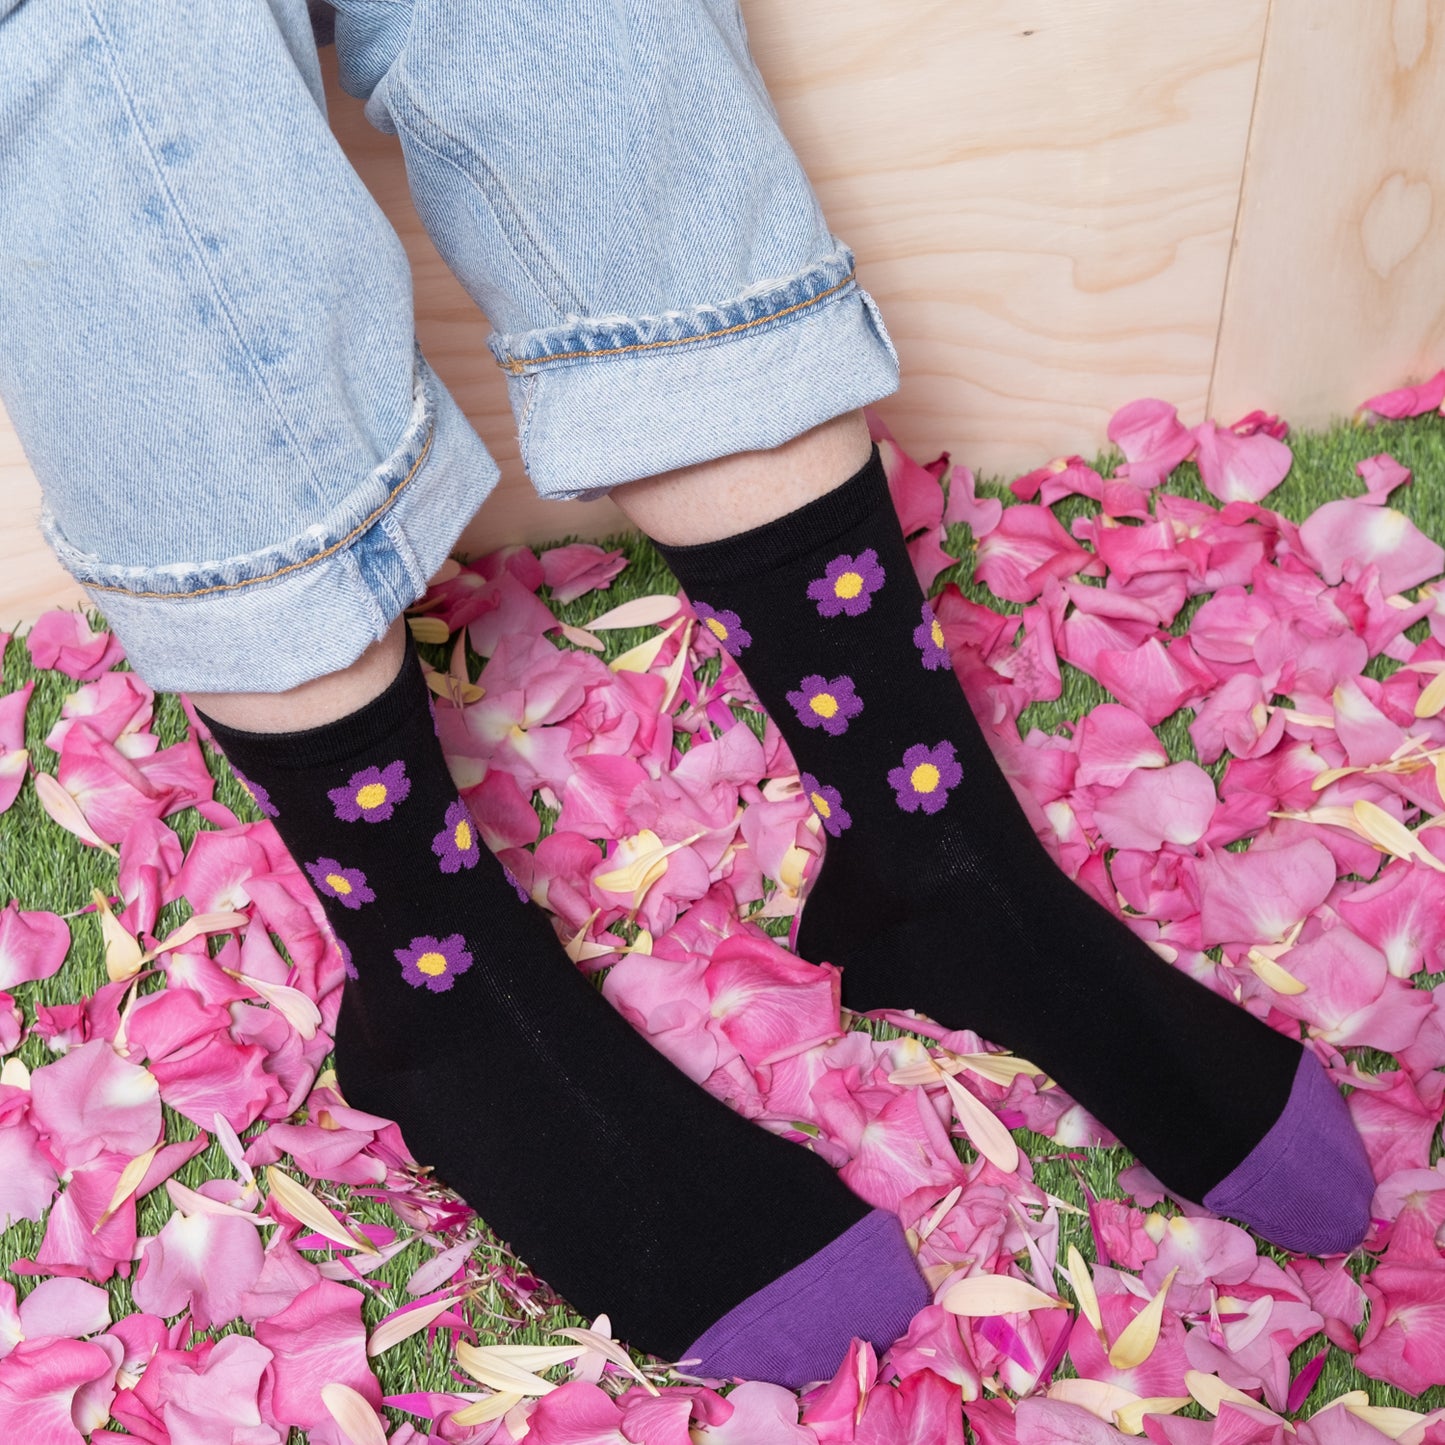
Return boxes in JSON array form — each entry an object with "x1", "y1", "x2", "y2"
[
  {"x1": 202, "y1": 442, "x2": 1372, "y2": 1390},
  {"x1": 199, "y1": 647, "x2": 928, "y2": 1389},
  {"x1": 656, "y1": 444, "x2": 1374, "y2": 1255}
]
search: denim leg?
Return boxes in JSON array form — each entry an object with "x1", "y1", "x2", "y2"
[
  {"x1": 0, "y1": 0, "x2": 499, "y2": 692},
  {"x1": 332, "y1": 0, "x2": 901, "y2": 499}
]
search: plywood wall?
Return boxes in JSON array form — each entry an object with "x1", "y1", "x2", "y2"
[{"x1": 4, "y1": 0, "x2": 1443, "y2": 630}]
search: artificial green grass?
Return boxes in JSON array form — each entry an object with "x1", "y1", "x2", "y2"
[{"x1": 3, "y1": 411, "x2": 1444, "y2": 1434}]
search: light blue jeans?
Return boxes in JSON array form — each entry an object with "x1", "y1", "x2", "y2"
[{"x1": 0, "y1": 0, "x2": 899, "y2": 692}]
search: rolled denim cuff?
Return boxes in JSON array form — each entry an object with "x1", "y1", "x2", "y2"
[
  {"x1": 39, "y1": 355, "x2": 498, "y2": 694},
  {"x1": 487, "y1": 243, "x2": 901, "y2": 500}
]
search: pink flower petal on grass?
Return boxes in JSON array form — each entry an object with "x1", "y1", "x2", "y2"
[
  {"x1": 1356, "y1": 453, "x2": 1412, "y2": 502},
  {"x1": 1073, "y1": 705, "x2": 1168, "y2": 788},
  {"x1": 1091, "y1": 637, "x2": 1217, "y2": 728},
  {"x1": 1107, "y1": 398, "x2": 1197, "y2": 489},
  {"x1": 28, "y1": 1039, "x2": 162, "y2": 1172},
  {"x1": 1337, "y1": 861, "x2": 1445, "y2": 978},
  {"x1": 1298, "y1": 499, "x2": 1444, "y2": 595},
  {"x1": 0, "y1": 1116, "x2": 61, "y2": 1228},
  {"x1": 699, "y1": 1380, "x2": 816, "y2": 1444},
  {"x1": 43, "y1": 672, "x2": 154, "y2": 755},
  {"x1": 0, "y1": 903, "x2": 70, "y2": 989},
  {"x1": 1195, "y1": 838, "x2": 1337, "y2": 948},
  {"x1": 856, "y1": 1368, "x2": 966, "y2": 1445},
  {"x1": 16, "y1": 1279, "x2": 111, "y2": 1343},
  {"x1": 0, "y1": 1337, "x2": 116, "y2": 1445},
  {"x1": 133, "y1": 1206, "x2": 266, "y2": 1328},
  {"x1": 944, "y1": 461, "x2": 1003, "y2": 537},
  {"x1": 0, "y1": 681, "x2": 32, "y2": 815},
  {"x1": 1091, "y1": 761, "x2": 1217, "y2": 851},
  {"x1": 1361, "y1": 368, "x2": 1445, "y2": 419},
  {"x1": 704, "y1": 935, "x2": 841, "y2": 1068},
  {"x1": 253, "y1": 1280, "x2": 381, "y2": 1433},
  {"x1": 24, "y1": 611, "x2": 125, "y2": 680},
  {"x1": 540, "y1": 543, "x2": 627, "y2": 603},
  {"x1": 975, "y1": 506, "x2": 1096, "y2": 603},
  {"x1": 1356, "y1": 1263, "x2": 1445, "y2": 1393},
  {"x1": 1193, "y1": 422, "x2": 1292, "y2": 504}
]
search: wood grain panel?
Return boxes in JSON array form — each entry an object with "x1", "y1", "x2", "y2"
[
  {"x1": 743, "y1": 0, "x2": 1268, "y2": 473},
  {"x1": 1211, "y1": 0, "x2": 1445, "y2": 425}
]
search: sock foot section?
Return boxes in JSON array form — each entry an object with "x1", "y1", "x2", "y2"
[
  {"x1": 1203, "y1": 1050, "x2": 1374, "y2": 1255},
  {"x1": 683, "y1": 1209, "x2": 931, "y2": 1389}
]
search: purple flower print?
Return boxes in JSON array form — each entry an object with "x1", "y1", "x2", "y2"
[
  {"x1": 501, "y1": 865, "x2": 530, "y2": 903},
  {"x1": 692, "y1": 602, "x2": 751, "y2": 656},
  {"x1": 807, "y1": 549, "x2": 886, "y2": 618},
  {"x1": 433, "y1": 798, "x2": 481, "y2": 873},
  {"x1": 888, "y1": 741, "x2": 963, "y2": 814},
  {"x1": 336, "y1": 936, "x2": 358, "y2": 981},
  {"x1": 396, "y1": 932, "x2": 474, "y2": 993},
  {"x1": 329, "y1": 760, "x2": 411, "y2": 823},
  {"x1": 305, "y1": 857, "x2": 375, "y2": 910},
  {"x1": 913, "y1": 601, "x2": 950, "y2": 670},
  {"x1": 231, "y1": 768, "x2": 278, "y2": 819},
  {"x1": 786, "y1": 674, "x2": 863, "y2": 736},
  {"x1": 800, "y1": 772, "x2": 851, "y2": 837}
]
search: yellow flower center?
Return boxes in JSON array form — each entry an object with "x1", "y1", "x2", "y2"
[
  {"x1": 809, "y1": 693, "x2": 839, "y2": 719},
  {"x1": 910, "y1": 762, "x2": 941, "y2": 794},
  {"x1": 833, "y1": 571, "x2": 865, "y2": 600},
  {"x1": 705, "y1": 616, "x2": 729, "y2": 642},
  {"x1": 415, "y1": 951, "x2": 448, "y2": 977},
  {"x1": 325, "y1": 873, "x2": 352, "y2": 895},
  {"x1": 454, "y1": 819, "x2": 473, "y2": 851},
  {"x1": 931, "y1": 618, "x2": 945, "y2": 648},
  {"x1": 810, "y1": 791, "x2": 832, "y2": 819},
  {"x1": 355, "y1": 782, "x2": 387, "y2": 810}
]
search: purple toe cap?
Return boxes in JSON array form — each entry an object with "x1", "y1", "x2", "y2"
[
  {"x1": 683, "y1": 1208, "x2": 930, "y2": 1390},
  {"x1": 1204, "y1": 1048, "x2": 1374, "y2": 1255}
]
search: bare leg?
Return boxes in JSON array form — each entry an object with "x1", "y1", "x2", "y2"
[
  {"x1": 610, "y1": 410, "x2": 872, "y2": 545},
  {"x1": 188, "y1": 618, "x2": 407, "y2": 732}
]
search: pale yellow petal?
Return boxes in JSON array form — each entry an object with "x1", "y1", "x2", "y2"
[
  {"x1": 264, "y1": 1166, "x2": 378, "y2": 1253},
  {"x1": 940, "y1": 1071, "x2": 1019, "y2": 1172},
  {"x1": 407, "y1": 616, "x2": 451, "y2": 644},
  {"x1": 320, "y1": 1382, "x2": 388, "y2": 1445},
  {"x1": 93, "y1": 1145, "x2": 158, "y2": 1234},
  {"x1": 943, "y1": 1274, "x2": 1063, "y2": 1316},
  {"x1": 366, "y1": 1295, "x2": 460, "y2": 1357},
  {"x1": 1113, "y1": 1398, "x2": 1191, "y2": 1435},
  {"x1": 558, "y1": 624, "x2": 604, "y2": 651},
  {"x1": 1108, "y1": 1267, "x2": 1177, "y2": 1369},
  {"x1": 1247, "y1": 949, "x2": 1308, "y2": 995},
  {"x1": 1416, "y1": 671, "x2": 1445, "y2": 719},
  {"x1": 609, "y1": 618, "x2": 682, "y2": 674},
  {"x1": 1065, "y1": 1244, "x2": 1103, "y2": 1339},
  {"x1": 451, "y1": 1392, "x2": 525, "y2": 1427},
  {"x1": 454, "y1": 1340, "x2": 561, "y2": 1395},
  {"x1": 587, "y1": 595, "x2": 681, "y2": 630}
]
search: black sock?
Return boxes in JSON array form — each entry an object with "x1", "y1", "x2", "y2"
[
  {"x1": 197, "y1": 639, "x2": 925, "y2": 1381},
  {"x1": 655, "y1": 446, "x2": 1317, "y2": 1209}
]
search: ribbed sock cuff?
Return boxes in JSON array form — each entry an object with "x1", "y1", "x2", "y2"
[{"x1": 654, "y1": 444, "x2": 891, "y2": 590}]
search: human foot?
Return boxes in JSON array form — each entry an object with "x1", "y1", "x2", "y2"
[
  {"x1": 198, "y1": 638, "x2": 928, "y2": 1384},
  {"x1": 656, "y1": 446, "x2": 1373, "y2": 1253}
]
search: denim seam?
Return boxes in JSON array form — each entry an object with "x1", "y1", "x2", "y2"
[
  {"x1": 493, "y1": 266, "x2": 857, "y2": 375},
  {"x1": 69, "y1": 426, "x2": 434, "y2": 601},
  {"x1": 380, "y1": 84, "x2": 585, "y2": 318},
  {"x1": 81, "y1": 1, "x2": 325, "y2": 501}
]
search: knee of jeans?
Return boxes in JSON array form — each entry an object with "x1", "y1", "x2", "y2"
[{"x1": 332, "y1": 0, "x2": 413, "y2": 100}]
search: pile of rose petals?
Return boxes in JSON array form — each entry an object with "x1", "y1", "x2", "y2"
[{"x1": 3, "y1": 377, "x2": 1445, "y2": 1443}]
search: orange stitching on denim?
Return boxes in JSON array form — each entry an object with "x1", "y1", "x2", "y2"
[
  {"x1": 497, "y1": 268, "x2": 857, "y2": 374},
  {"x1": 82, "y1": 426, "x2": 435, "y2": 601}
]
